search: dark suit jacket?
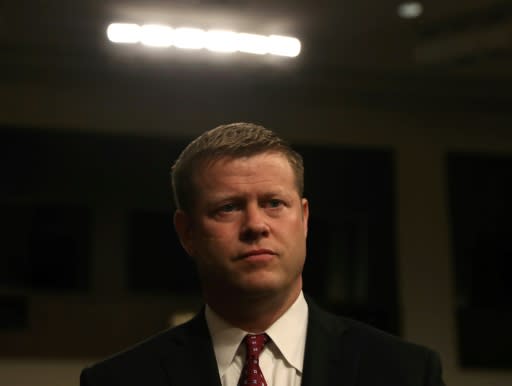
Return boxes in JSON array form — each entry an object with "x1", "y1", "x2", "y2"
[{"x1": 80, "y1": 299, "x2": 445, "y2": 386}]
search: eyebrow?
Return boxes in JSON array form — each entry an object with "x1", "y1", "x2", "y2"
[{"x1": 206, "y1": 189, "x2": 290, "y2": 203}]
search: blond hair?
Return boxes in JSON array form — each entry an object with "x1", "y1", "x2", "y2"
[{"x1": 171, "y1": 122, "x2": 304, "y2": 211}]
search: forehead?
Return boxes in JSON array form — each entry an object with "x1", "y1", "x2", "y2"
[
  {"x1": 194, "y1": 152, "x2": 295, "y2": 188},
  {"x1": 212, "y1": 151, "x2": 289, "y2": 173}
]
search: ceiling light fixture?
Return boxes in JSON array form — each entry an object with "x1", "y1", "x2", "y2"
[
  {"x1": 205, "y1": 30, "x2": 238, "y2": 53},
  {"x1": 173, "y1": 27, "x2": 206, "y2": 50},
  {"x1": 140, "y1": 24, "x2": 173, "y2": 47},
  {"x1": 397, "y1": 2, "x2": 423, "y2": 19},
  {"x1": 106, "y1": 23, "x2": 301, "y2": 57},
  {"x1": 107, "y1": 23, "x2": 140, "y2": 43}
]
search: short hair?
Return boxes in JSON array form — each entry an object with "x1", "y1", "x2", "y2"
[{"x1": 171, "y1": 122, "x2": 304, "y2": 212}]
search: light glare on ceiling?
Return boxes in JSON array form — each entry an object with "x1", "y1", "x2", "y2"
[{"x1": 106, "y1": 23, "x2": 301, "y2": 57}]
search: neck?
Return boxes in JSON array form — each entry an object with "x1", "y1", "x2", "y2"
[{"x1": 205, "y1": 281, "x2": 302, "y2": 332}]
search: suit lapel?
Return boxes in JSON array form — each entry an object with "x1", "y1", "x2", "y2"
[
  {"x1": 161, "y1": 310, "x2": 222, "y2": 386},
  {"x1": 301, "y1": 300, "x2": 360, "y2": 386},
  {"x1": 159, "y1": 299, "x2": 360, "y2": 386}
]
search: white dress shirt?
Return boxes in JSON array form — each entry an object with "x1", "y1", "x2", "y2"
[{"x1": 205, "y1": 291, "x2": 309, "y2": 386}]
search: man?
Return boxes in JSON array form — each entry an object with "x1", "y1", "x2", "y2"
[{"x1": 80, "y1": 122, "x2": 445, "y2": 386}]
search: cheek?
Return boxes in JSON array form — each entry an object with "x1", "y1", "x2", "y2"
[
  {"x1": 203, "y1": 220, "x2": 240, "y2": 239},
  {"x1": 289, "y1": 216, "x2": 307, "y2": 235},
  {"x1": 192, "y1": 223, "x2": 238, "y2": 252}
]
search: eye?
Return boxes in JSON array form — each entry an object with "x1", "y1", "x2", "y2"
[
  {"x1": 210, "y1": 202, "x2": 241, "y2": 220},
  {"x1": 218, "y1": 203, "x2": 238, "y2": 213},
  {"x1": 266, "y1": 199, "x2": 284, "y2": 208}
]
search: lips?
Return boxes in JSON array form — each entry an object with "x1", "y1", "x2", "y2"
[{"x1": 239, "y1": 249, "x2": 276, "y2": 259}]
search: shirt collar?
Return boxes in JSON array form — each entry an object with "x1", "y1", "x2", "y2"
[
  {"x1": 205, "y1": 305, "x2": 247, "y2": 376},
  {"x1": 265, "y1": 291, "x2": 308, "y2": 372},
  {"x1": 205, "y1": 291, "x2": 309, "y2": 377}
]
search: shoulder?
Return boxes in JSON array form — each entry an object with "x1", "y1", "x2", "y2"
[
  {"x1": 306, "y1": 299, "x2": 444, "y2": 384},
  {"x1": 308, "y1": 298, "x2": 434, "y2": 356},
  {"x1": 80, "y1": 312, "x2": 206, "y2": 386}
]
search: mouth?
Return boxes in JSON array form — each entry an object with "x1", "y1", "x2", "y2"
[{"x1": 238, "y1": 249, "x2": 277, "y2": 261}]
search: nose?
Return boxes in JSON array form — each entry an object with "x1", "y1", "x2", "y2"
[{"x1": 240, "y1": 204, "x2": 269, "y2": 242}]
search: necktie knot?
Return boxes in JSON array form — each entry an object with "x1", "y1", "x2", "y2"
[{"x1": 244, "y1": 333, "x2": 268, "y2": 358}]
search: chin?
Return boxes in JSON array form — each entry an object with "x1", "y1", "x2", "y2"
[{"x1": 237, "y1": 279, "x2": 292, "y2": 298}]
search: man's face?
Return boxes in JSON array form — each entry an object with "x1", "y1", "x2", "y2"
[{"x1": 174, "y1": 152, "x2": 309, "y2": 302}]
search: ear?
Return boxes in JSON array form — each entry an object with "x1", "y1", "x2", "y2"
[
  {"x1": 174, "y1": 209, "x2": 196, "y2": 257},
  {"x1": 301, "y1": 198, "x2": 309, "y2": 237}
]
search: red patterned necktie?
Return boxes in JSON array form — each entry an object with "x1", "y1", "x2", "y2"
[{"x1": 239, "y1": 333, "x2": 269, "y2": 386}]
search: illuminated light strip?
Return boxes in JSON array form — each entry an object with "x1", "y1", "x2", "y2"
[
  {"x1": 106, "y1": 23, "x2": 301, "y2": 57},
  {"x1": 140, "y1": 24, "x2": 173, "y2": 47}
]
